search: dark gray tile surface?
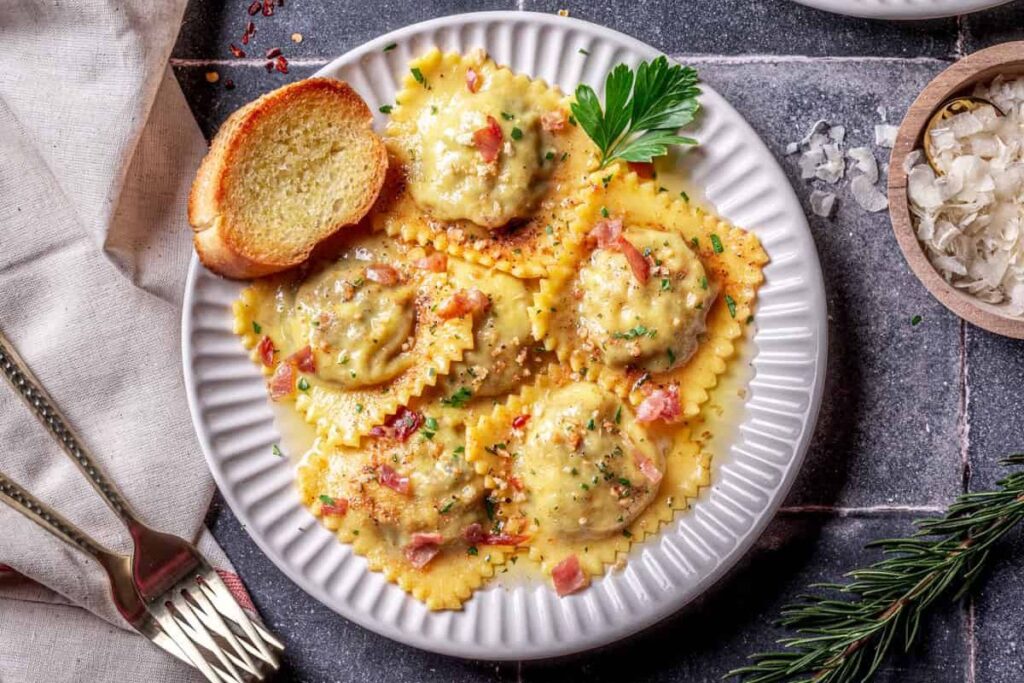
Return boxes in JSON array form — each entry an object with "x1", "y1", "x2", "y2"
[{"x1": 175, "y1": 2, "x2": 1024, "y2": 681}]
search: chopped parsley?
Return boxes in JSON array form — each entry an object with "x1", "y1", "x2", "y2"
[
  {"x1": 614, "y1": 405, "x2": 622, "y2": 424},
  {"x1": 601, "y1": 206, "x2": 609, "y2": 218},
  {"x1": 467, "y1": 546, "x2": 479, "y2": 556},
  {"x1": 510, "y1": 126, "x2": 523, "y2": 140},
  {"x1": 439, "y1": 499, "x2": 455, "y2": 514},
  {"x1": 379, "y1": 104, "x2": 393, "y2": 114},
  {"x1": 667, "y1": 348, "x2": 676, "y2": 365},
  {"x1": 622, "y1": 529, "x2": 633, "y2": 538},
  {"x1": 252, "y1": 321, "x2": 262, "y2": 334},
  {"x1": 680, "y1": 191, "x2": 689, "y2": 202},
  {"x1": 410, "y1": 67, "x2": 427, "y2": 86},
  {"x1": 725, "y1": 294, "x2": 737, "y2": 318},
  {"x1": 501, "y1": 111, "x2": 515, "y2": 121},
  {"x1": 355, "y1": 404, "x2": 363, "y2": 413},
  {"x1": 453, "y1": 445, "x2": 466, "y2": 456},
  {"x1": 420, "y1": 416, "x2": 438, "y2": 440},
  {"x1": 612, "y1": 325, "x2": 657, "y2": 340},
  {"x1": 661, "y1": 278, "x2": 671, "y2": 291},
  {"x1": 318, "y1": 494, "x2": 335, "y2": 505},
  {"x1": 911, "y1": 315, "x2": 923, "y2": 326},
  {"x1": 710, "y1": 233, "x2": 724, "y2": 253},
  {"x1": 601, "y1": 174, "x2": 613, "y2": 188},
  {"x1": 617, "y1": 477, "x2": 632, "y2": 488},
  {"x1": 586, "y1": 417, "x2": 596, "y2": 431},
  {"x1": 441, "y1": 387, "x2": 473, "y2": 408},
  {"x1": 690, "y1": 236, "x2": 699, "y2": 249},
  {"x1": 484, "y1": 497, "x2": 496, "y2": 521},
  {"x1": 545, "y1": 150, "x2": 555, "y2": 161},
  {"x1": 383, "y1": 42, "x2": 397, "y2": 51},
  {"x1": 578, "y1": 48, "x2": 590, "y2": 56},
  {"x1": 700, "y1": 275, "x2": 708, "y2": 290},
  {"x1": 297, "y1": 377, "x2": 310, "y2": 392},
  {"x1": 271, "y1": 444, "x2": 283, "y2": 457}
]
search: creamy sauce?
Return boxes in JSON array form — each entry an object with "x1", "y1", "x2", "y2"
[
  {"x1": 516, "y1": 383, "x2": 663, "y2": 540},
  {"x1": 576, "y1": 227, "x2": 714, "y2": 372}
]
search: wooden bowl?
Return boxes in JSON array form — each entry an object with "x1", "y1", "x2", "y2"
[{"x1": 887, "y1": 41, "x2": 1024, "y2": 339}]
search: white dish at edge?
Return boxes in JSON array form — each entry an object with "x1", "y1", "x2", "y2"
[
  {"x1": 181, "y1": 10, "x2": 828, "y2": 660},
  {"x1": 790, "y1": 0, "x2": 1012, "y2": 20}
]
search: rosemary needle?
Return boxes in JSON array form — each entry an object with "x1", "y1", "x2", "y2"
[{"x1": 729, "y1": 453, "x2": 1024, "y2": 683}]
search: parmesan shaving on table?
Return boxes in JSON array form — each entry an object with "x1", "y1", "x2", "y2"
[{"x1": 906, "y1": 76, "x2": 1024, "y2": 317}]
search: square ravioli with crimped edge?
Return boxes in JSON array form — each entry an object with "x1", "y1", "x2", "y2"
[
  {"x1": 296, "y1": 404, "x2": 510, "y2": 610},
  {"x1": 466, "y1": 366, "x2": 708, "y2": 588},
  {"x1": 530, "y1": 164, "x2": 768, "y2": 418},
  {"x1": 233, "y1": 230, "x2": 474, "y2": 447},
  {"x1": 379, "y1": 48, "x2": 599, "y2": 278}
]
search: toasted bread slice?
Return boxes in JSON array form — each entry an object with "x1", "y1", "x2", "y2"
[{"x1": 189, "y1": 78, "x2": 387, "y2": 279}]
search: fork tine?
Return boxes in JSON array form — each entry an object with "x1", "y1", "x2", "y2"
[
  {"x1": 187, "y1": 583, "x2": 263, "y2": 675},
  {"x1": 148, "y1": 627, "x2": 239, "y2": 683},
  {"x1": 171, "y1": 593, "x2": 248, "y2": 683},
  {"x1": 151, "y1": 601, "x2": 228, "y2": 683},
  {"x1": 200, "y1": 571, "x2": 284, "y2": 660},
  {"x1": 174, "y1": 615, "x2": 258, "y2": 679}
]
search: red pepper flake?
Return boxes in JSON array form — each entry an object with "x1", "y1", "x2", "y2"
[
  {"x1": 224, "y1": 79, "x2": 235, "y2": 90},
  {"x1": 265, "y1": 47, "x2": 282, "y2": 59},
  {"x1": 246, "y1": 21, "x2": 256, "y2": 36},
  {"x1": 241, "y1": 32, "x2": 250, "y2": 45},
  {"x1": 264, "y1": 60, "x2": 275, "y2": 72},
  {"x1": 511, "y1": 414, "x2": 530, "y2": 430},
  {"x1": 274, "y1": 56, "x2": 289, "y2": 74},
  {"x1": 261, "y1": 0, "x2": 274, "y2": 15},
  {"x1": 247, "y1": 0, "x2": 261, "y2": 15},
  {"x1": 229, "y1": 43, "x2": 246, "y2": 58}
]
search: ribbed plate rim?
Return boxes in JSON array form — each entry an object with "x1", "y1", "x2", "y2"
[
  {"x1": 182, "y1": 10, "x2": 828, "y2": 660},
  {"x1": 789, "y1": 0, "x2": 1011, "y2": 19}
]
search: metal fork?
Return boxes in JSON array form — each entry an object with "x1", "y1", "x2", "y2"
[{"x1": 0, "y1": 329, "x2": 284, "y2": 680}]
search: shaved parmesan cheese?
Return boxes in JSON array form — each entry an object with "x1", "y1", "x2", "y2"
[
  {"x1": 810, "y1": 190, "x2": 837, "y2": 218},
  {"x1": 847, "y1": 146, "x2": 879, "y2": 184},
  {"x1": 907, "y1": 75, "x2": 1024, "y2": 317},
  {"x1": 874, "y1": 124, "x2": 899, "y2": 148},
  {"x1": 851, "y1": 175, "x2": 888, "y2": 212}
]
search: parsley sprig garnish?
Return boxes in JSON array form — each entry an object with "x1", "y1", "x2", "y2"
[{"x1": 571, "y1": 56, "x2": 700, "y2": 169}]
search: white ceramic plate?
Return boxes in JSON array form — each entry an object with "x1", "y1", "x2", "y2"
[
  {"x1": 790, "y1": 0, "x2": 1012, "y2": 19},
  {"x1": 182, "y1": 11, "x2": 827, "y2": 660}
]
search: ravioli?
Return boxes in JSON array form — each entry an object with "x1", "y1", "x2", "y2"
[
  {"x1": 467, "y1": 369, "x2": 708, "y2": 581},
  {"x1": 297, "y1": 405, "x2": 507, "y2": 609},
  {"x1": 380, "y1": 48, "x2": 599, "y2": 277},
  {"x1": 435, "y1": 258, "x2": 547, "y2": 400},
  {"x1": 233, "y1": 230, "x2": 474, "y2": 446},
  {"x1": 531, "y1": 165, "x2": 767, "y2": 417}
]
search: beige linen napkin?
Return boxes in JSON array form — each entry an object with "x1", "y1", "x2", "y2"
[{"x1": 0, "y1": 1, "x2": 254, "y2": 680}]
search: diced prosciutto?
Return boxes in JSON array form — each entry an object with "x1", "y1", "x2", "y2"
[
  {"x1": 287, "y1": 345, "x2": 316, "y2": 373},
  {"x1": 586, "y1": 218, "x2": 623, "y2": 249},
  {"x1": 473, "y1": 115, "x2": 503, "y2": 163},
  {"x1": 636, "y1": 386, "x2": 683, "y2": 424},
  {"x1": 551, "y1": 555, "x2": 587, "y2": 596},
  {"x1": 365, "y1": 263, "x2": 401, "y2": 285},
  {"x1": 541, "y1": 109, "x2": 567, "y2": 132},
  {"x1": 414, "y1": 252, "x2": 447, "y2": 272},
  {"x1": 404, "y1": 532, "x2": 444, "y2": 569},
  {"x1": 268, "y1": 362, "x2": 295, "y2": 401},
  {"x1": 587, "y1": 218, "x2": 649, "y2": 284},
  {"x1": 437, "y1": 288, "x2": 490, "y2": 319},
  {"x1": 257, "y1": 336, "x2": 275, "y2": 367},
  {"x1": 321, "y1": 498, "x2": 349, "y2": 517},
  {"x1": 634, "y1": 452, "x2": 663, "y2": 485},
  {"x1": 369, "y1": 406, "x2": 423, "y2": 442},
  {"x1": 466, "y1": 68, "x2": 480, "y2": 93},
  {"x1": 627, "y1": 161, "x2": 655, "y2": 179},
  {"x1": 463, "y1": 523, "x2": 528, "y2": 547},
  {"x1": 511, "y1": 414, "x2": 530, "y2": 430},
  {"x1": 378, "y1": 464, "x2": 411, "y2": 495}
]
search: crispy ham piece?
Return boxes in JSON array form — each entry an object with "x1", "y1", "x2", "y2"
[
  {"x1": 287, "y1": 345, "x2": 316, "y2": 373},
  {"x1": 463, "y1": 523, "x2": 528, "y2": 547},
  {"x1": 257, "y1": 336, "x2": 275, "y2": 367},
  {"x1": 437, "y1": 288, "x2": 490, "y2": 319},
  {"x1": 413, "y1": 252, "x2": 447, "y2": 272},
  {"x1": 268, "y1": 362, "x2": 294, "y2": 400},
  {"x1": 466, "y1": 67, "x2": 480, "y2": 93},
  {"x1": 378, "y1": 464, "x2": 411, "y2": 495},
  {"x1": 587, "y1": 218, "x2": 650, "y2": 284},
  {"x1": 634, "y1": 452, "x2": 663, "y2": 485},
  {"x1": 369, "y1": 406, "x2": 424, "y2": 442},
  {"x1": 365, "y1": 263, "x2": 400, "y2": 285},
  {"x1": 627, "y1": 161, "x2": 655, "y2": 179},
  {"x1": 636, "y1": 386, "x2": 682, "y2": 423},
  {"x1": 404, "y1": 532, "x2": 444, "y2": 569},
  {"x1": 320, "y1": 498, "x2": 349, "y2": 517},
  {"x1": 473, "y1": 115, "x2": 503, "y2": 163},
  {"x1": 541, "y1": 109, "x2": 567, "y2": 132},
  {"x1": 551, "y1": 555, "x2": 587, "y2": 596}
]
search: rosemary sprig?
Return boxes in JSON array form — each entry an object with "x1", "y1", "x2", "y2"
[{"x1": 729, "y1": 453, "x2": 1024, "y2": 683}]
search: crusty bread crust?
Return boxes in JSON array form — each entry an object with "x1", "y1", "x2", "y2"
[{"x1": 188, "y1": 78, "x2": 387, "y2": 280}]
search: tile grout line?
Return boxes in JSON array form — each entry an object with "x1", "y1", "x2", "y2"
[
  {"x1": 965, "y1": 596, "x2": 977, "y2": 683},
  {"x1": 959, "y1": 319, "x2": 972, "y2": 493},
  {"x1": 169, "y1": 54, "x2": 955, "y2": 68},
  {"x1": 954, "y1": 14, "x2": 966, "y2": 59},
  {"x1": 778, "y1": 504, "x2": 946, "y2": 517}
]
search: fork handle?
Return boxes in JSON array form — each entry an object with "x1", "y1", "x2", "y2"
[
  {"x1": 0, "y1": 329, "x2": 138, "y2": 527},
  {"x1": 0, "y1": 470, "x2": 111, "y2": 561}
]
